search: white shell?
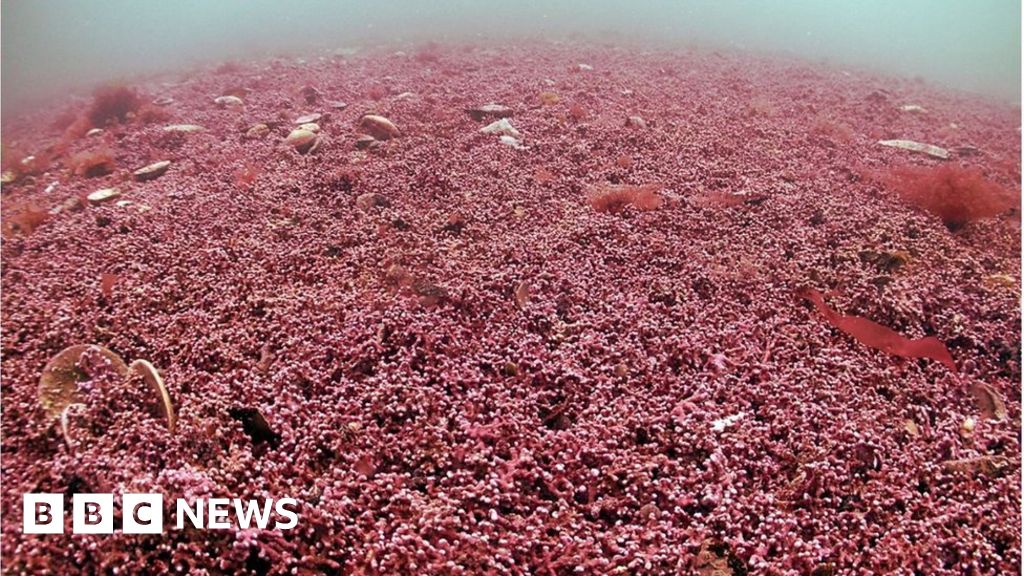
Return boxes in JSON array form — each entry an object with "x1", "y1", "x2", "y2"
[
  {"x1": 214, "y1": 95, "x2": 244, "y2": 107},
  {"x1": 358, "y1": 115, "x2": 400, "y2": 140},
  {"x1": 163, "y1": 124, "x2": 205, "y2": 133},
  {"x1": 481, "y1": 118, "x2": 521, "y2": 139},
  {"x1": 499, "y1": 135, "x2": 526, "y2": 150},
  {"x1": 133, "y1": 160, "x2": 171, "y2": 181},
  {"x1": 295, "y1": 113, "x2": 322, "y2": 124},
  {"x1": 877, "y1": 139, "x2": 949, "y2": 159},
  {"x1": 87, "y1": 188, "x2": 121, "y2": 204}
]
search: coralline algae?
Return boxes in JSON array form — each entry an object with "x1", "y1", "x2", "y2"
[{"x1": 0, "y1": 43, "x2": 1019, "y2": 575}]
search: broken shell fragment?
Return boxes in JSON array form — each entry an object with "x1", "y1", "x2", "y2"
[
  {"x1": 356, "y1": 193, "x2": 391, "y2": 211},
  {"x1": 87, "y1": 188, "x2": 122, "y2": 204},
  {"x1": 480, "y1": 118, "x2": 521, "y2": 138},
  {"x1": 86, "y1": 128, "x2": 105, "y2": 137},
  {"x1": 499, "y1": 135, "x2": 525, "y2": 150},
  {"x1": 385, "y1": 264, "x2": 412, "y2": 286},
  {"x1": 358, "y1": 115, "x2": 400, "y2": 140},
  {"x1": 355, "y1": 134, "x2": 378, "y2": 149},
  {"x1": 514, "y1": 281, "x2": 531, "y2": 309},
  {"x1": 903, "y1": 419, "x2": 920, "y2": 437},
  {"x1": 960, "y1": 416, "x2": 976, "y2": 437},
  {"x1": 970, "y1": 381, "x2": 1007, "y2": 421},
  {"x1": 229, "y1": 407, "x2": 280, "y2": 446},
  {"x1": 129, "y1": 359, "x2": 176, "y2": 433},
  {"x1": 984, "y1": 273, "x2": 1016, "y2": 289},
  {"x1": 466, "y1": 103, "x2": 513, "y2": 121},
  {"x1": 38, "y1": 344, "x2": 128, "y2": 418},
  {"x1": 133, "y1": 160, "x2": 171, "y2": 182},
  {"x1": 163, "y1": 124, "x2": 205, "y2": 133},
  {"x1": 245, "y1": 123, "x2": 271, "y2": 139},
  {"x1": 943, "y1": 455, "x2": 1012, "y2": 477},
  {"x1": 297, "y1": 122, "x2": 321, "y2": 133},
  {"x1": 877, "y1": 139, "x2": 949, "y2": 159},
  {"x1": 295, "y1": 113, "x2": 322, "y2": 124},
  {"x1": 299, "y1": 85, "x2": 320, "y2": 104},
  {"x1": 626, "y1": 116, "x2": 647, "y2": 129},
  {"x1": 60, "y1": 403, "x2": 98, "y2": 449}
]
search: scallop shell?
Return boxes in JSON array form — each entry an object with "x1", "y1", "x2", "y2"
[{"x1": 38, "y1": 344, "x2": 128, "y2": 418}]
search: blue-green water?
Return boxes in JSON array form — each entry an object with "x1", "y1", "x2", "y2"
[{"x1": 2, "y1": 0, "x2": 1020, "y2": 116}]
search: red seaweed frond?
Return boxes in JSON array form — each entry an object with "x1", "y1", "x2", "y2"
[
  {"x1": 885, "y1": 164, "x2": 1018, "y2": 230},
  {"x1": 692, "y1": 191, "x2": 747, "y2": 209},
  {"x1": 533, "y1": 167, "x2": 556, "y2": 184},
  {"x1": 810, "y1": 112, "x2": 854, "y2": 143},
  {"x1": 87, "y1": 84, "x2": 142, "y2": 127},
  {"x1": 568, "y1": 102, "x2": 588, "y2": 122},
  {"x1": 69, "y1": 148, "x2": 116, "y2": 178},
  {"x1": 799, "y1": 287, "x2": 956, "y2": 372},
  {"x1": 100, "y1": 273, "x2": 119, "y2": 298},
  {"x1": 234, "y1": 162, "x2": 261, "y2": 189},
  {"x1": 1, "y1": 201, "x2": 50, "y2": 238},
  {"x1": 413, "y1": 42, "x2": 444, "y2": 64},
  {"x1": 367, "y1": 85, "x2": 387, "y2": 101},
  {"x1": 134, "y1": 104, "x2": 171, "y2": 125},
  {"x1": 53, "y1": 116, "x2": 94, "y2": 156},
  {"x1": 587, "y1": 183, "x2": 663, "y2": 213},
  {"x1": 538, "y1": 92, "x2": 560, "y2": 106},
  {"x1": 1, "y1": 144, "x2": 51, "y2": 180}
]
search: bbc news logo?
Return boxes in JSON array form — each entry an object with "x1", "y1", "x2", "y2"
[{"x1": 24, "y1": 494, "x2": 299, "y2": 534}]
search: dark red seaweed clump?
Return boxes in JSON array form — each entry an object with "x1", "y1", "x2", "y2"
[
  {"x1": 69, "y1": 148, "x2": 116, "y2": 178},
  {"x1": 87, "y1": 84, "x2": 142, "y2": 127},
  {"x1": 887, "y1": 164, "x2": 1019, "y2": 230},
  {"x1": 587, "y1": 183, "x2": 663, "y2": 213}
]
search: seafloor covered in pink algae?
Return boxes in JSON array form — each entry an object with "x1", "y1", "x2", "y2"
[{"x1": 1, "y1": 43, "x2": 1020, "y2": 574}]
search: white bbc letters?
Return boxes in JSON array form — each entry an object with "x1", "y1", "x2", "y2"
[
  {"x1": 25, "y1": 493, "x2": 297, "y2": 533},
  {"x1": 122, "y1": 494, "x2": 164, "y2": 534},
  {"x1": 73, "y1": 494, "x2": 114, "y2": 534},
  {"x1": 23, "y1": 494, "x2": 63, "y2": 534}
]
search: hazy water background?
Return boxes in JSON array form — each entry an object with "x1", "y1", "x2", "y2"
[{"x1": 1, "y1": 0, "x2": 1021, "y2": 117}]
